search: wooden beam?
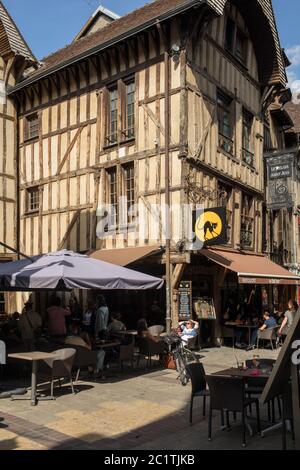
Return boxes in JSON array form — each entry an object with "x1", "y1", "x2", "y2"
[
  {"x1": 172, "y1": 263, "x2": 186, "y2": 289},
  {"x1": 56, "y1": 124, "x2": 87, "y2": 175},
  {"x1": 58, "y1": 210, "x2": 81, "y2": 250}
]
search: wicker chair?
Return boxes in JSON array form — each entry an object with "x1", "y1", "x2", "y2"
[
  {"x1": 148, "y1": 325, "x2": 165, "y2": 336},
  {"x1": 257, "y1": 327, "x2": 279, "y2": 350},
  {"x1": 43, "y1": 348, "x2": 76, "y2": 398},
  {"x1": 186, "y1": 363, "x2": 210, "y2": 424},
  {"x1": 136, "y1": 337, "x2": 165, "y2": 368},
  {"x1": 206, "y1": 375, "x2": 261, "y2": 447}
]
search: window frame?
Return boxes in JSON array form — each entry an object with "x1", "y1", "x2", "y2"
[
  {"x1": 105, "y1": 86, "x2": 119, "y2": 146},
  {"x1": 24, "y1": 113, "x2": 40, "y2": 141},
  {"x1": 224, "y1": 16, "x2": 248, "y2": 66},
  {"x1": 240, "y1": 193, "x2": 254, "y2": 249},
  {"x1": 26, "y1": 186, "x2": 40, "y2": 214},
  {"x1": 217, "y1": 90, "x2": 234, "y2": 155},
  {"x1": 123, "y1": 162, "x2": 135, "y2": 225},
  {"x1": 105, "y1": 162, "x2": 136, "y2": 233},
  {"x1": 242, "y1": 108, "x2": 255, "y2": 167},
  {"x1": 123, "y1": 80, "x2": 135, "y2": 141},
  {"x1": 105, "y1": 77, "x2": 136, "y2": 148}
]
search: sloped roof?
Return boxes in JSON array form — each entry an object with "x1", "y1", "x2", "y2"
[
  {"x1": 0, "y1": 0, "x2": 36, "y2": 61},
  {"x1": 9, "y1": 0, "x2": 286, "y2": 92},
  {"x1": 285, "y1": 101, "x2": 300, "y2": 133}
]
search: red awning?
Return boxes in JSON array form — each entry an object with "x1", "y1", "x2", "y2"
[{"x1": 202, "y1": 249, "x2": 300, "y2": 285}]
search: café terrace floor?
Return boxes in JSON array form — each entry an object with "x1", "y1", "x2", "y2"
[{"x1": 0, "y1": 346, "x2": 292, "y2": 451}]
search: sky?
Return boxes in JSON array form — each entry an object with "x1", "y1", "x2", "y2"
[{"x1": 2, "y1": 0, "x2": 300, "y2": 97}]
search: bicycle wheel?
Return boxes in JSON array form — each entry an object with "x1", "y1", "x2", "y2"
[
  {"x1": 182, "y1": 347, "x2": 199, "y2": 364},
  {"x1": 175, "y1": 355, "x2": 189, "y2": 386}
]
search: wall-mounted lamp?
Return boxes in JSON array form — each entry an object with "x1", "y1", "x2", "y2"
[{"x1": 170, "y1": 44, "x2": 181, "y2": 64}]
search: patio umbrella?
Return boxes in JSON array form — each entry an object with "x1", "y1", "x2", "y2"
[{"x1": 0, "y1": 250, "x2": 164, "y2": 291}]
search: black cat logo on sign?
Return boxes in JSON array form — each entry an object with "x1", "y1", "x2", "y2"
[{"x1": 193, "y1": 207, "x2": 227, "y2": 248}]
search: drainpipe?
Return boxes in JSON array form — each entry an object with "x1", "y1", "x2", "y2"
[{"x1": 164, "y1": 50, "x2": 172, "y2": 335}]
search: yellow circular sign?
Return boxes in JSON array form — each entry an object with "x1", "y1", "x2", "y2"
[{"x1": 195, "y1": 211, "x2": 223, "y2": 243}]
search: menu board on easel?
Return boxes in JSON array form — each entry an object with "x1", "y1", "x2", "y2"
[
  {"x1": 194, "y1": 298, "x2": 217, "y2": 320},
  {"x1": 178, "y1": 281, "x2": 192, "y2": 321}
]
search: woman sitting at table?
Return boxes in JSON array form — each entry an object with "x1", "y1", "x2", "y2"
[
  {"x1": 108, "y1": 312, "x2": 126, "y2": 334},
  {"x1": 65, "y1": 324, "x2": 106, "y2": 379}
]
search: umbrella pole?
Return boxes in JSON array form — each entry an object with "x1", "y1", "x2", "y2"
[{"x1": 164, "y1": 49, "x2": 172, "y2": 335}]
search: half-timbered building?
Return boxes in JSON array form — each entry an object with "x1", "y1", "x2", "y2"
[{"x1": 1, "y1": 0, "x2": 298, "y2": 341}]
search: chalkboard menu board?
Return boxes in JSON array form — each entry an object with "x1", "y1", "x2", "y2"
[{"x1": 178, "y1": 281, "x2": 192, "y2": 320}]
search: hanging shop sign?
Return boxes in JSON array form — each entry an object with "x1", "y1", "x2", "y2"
[
  {"x1": 192, "y1": 207, "x2": 227, "y2": 249},
  {"x1": 178, "y1": 281, "x2": 192, "y2": 321},
  {"x1": 266, "y1": 153, "x2": 295, "y2": 210}
]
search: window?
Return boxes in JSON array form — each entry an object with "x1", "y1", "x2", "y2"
[
  {"x1": 218, "y1": 182, "x2": 233, "y2": 244},
  {"x1": 225, "y1": 17, "x2": 248, "y2": 64},
  {"x1": 105, "y1": 79, "x2": 135, "y2": 146},
  {"x1": 242, "y1": 109, "x2": 254, "y2": 167},
  {"x1": 240, "y1": 194, "x2": 254, "y2": 248},
  {"x1": 26, "y1": 187, "x2": 40, "y2": 213},
  {"x1": 124, "y1": 82, "x2": 135, "y2": 140},
  {"x1": 217, "y1": 91, "x2": 234, "y2": 155},
  {"x1": 25, "y1": 113, "x2": 39, "y2": 140},
  {"x1": 0, "y1": 292, "x2": 5, "y2": 314},
  {"x1": 107, "y1": 167, "x2": 118, "y2": 228},
  {"x1": 124, "y1": 163, "x2": 135, "y2": 224},
  {"x1": 105, "y1": 162, "x2": 135, "y2": 231},
  {"x1": 106, "y1": 88, "x2": 118, "y2": 145}
]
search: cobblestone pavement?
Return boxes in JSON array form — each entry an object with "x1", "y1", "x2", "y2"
[{"x1": 0, "y1": 347, "x2": 293, "y2": 450}]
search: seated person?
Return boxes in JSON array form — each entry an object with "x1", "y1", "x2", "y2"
[
  {"x1": 246, "y1": 311, "x2": 277, "y2": 351},
  {"x1": 108, "y1": 312, "x2": 126, "y2": 334},
  {"x1": 65, "y1": 324, "x2": 106, "y2": 379},
  {"x1": 178, "y1": 320, "x2": 199, "y2": 346}
]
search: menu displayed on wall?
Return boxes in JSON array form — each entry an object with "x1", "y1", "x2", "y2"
[
  {"x1": 178, "y1": 281, "x2": 192, "y2": 320},
  {"x1": 194, "y1": 298, "x2": 217, "y2": 320}
]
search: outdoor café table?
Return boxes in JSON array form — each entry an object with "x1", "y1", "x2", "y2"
[
  {"x1": 212, "y1": 367, "x2": 271, "y2": 380},
  {"x1": 225, "y1": 322, "x2": 257, "y2": 346},
  {"x1": 8, "y1": 351, "x2": 57, "y2": 406},
  {"x1": 114, "y1": 330, "x2": 138, "y2": 336},
  {"x1": 212, "y1": 367, "x2": 272, "y2": 436},
  {"x1": 93, "y1": 340, "x2": 121, "y2": 350}
]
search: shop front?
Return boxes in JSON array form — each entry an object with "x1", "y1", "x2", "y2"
[{"x1": 177, "y1": 248, "x2": 300, "y2": 346}]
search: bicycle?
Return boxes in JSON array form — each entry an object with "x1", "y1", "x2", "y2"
[{"x1": 164, "y1": 335, "x2": 199, "y2": 386}]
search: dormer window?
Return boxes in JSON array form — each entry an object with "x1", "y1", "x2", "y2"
[{"x1": 225, "y1": 17, "x2": 248, "y2": 65}]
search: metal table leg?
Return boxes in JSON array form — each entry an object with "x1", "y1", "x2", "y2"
[{"x1": 31, "y1": 360, "x2": 37, "y2": 406}]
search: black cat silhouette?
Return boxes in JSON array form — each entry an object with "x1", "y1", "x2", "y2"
[{"x1": 202, "y1": 221, "x2": 219, "y2": 240}]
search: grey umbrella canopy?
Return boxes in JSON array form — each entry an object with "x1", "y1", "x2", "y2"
[{"x1": 0, "y1": 250, "x2": 164, "y2": 291}]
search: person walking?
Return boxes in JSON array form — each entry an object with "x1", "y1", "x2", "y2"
[{"x1": 279, "y1": 300, "x2": 298, "y2": 337}]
